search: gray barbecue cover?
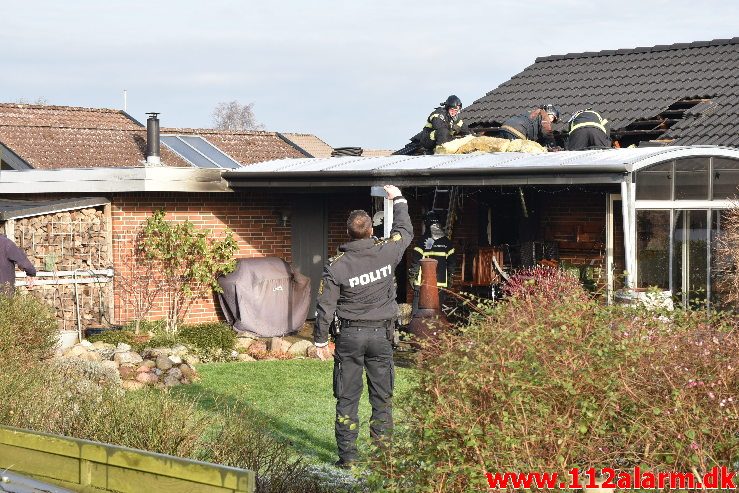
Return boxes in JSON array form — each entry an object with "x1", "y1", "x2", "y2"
[{"x1": 217, "y1": 257, "x2": 311, "y2": 337}]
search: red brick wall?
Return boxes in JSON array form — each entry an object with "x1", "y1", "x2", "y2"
[
  {"x1": 111, "y1": 191, "x2": 294, "y2": 325},
  {"x1": 538, "y1": 189, "x2": 609, "y2": 266}
]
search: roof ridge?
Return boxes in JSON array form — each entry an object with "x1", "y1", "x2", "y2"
[
  {"x1": 535, "y1": 36, "x2": 739, "y2": 62},
  {"x1": 0, "y1": 103, "x2": 125, "y2": 113},
  {"x1": 0, "y1": 124, "x2": 144, "y2": 131},
  {"x1": 161, "y1": 127, "x2": 277, "y2": 136}
]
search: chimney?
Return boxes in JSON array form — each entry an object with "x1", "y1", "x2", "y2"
[{"x1": 145, "y1": 112, "x2": 161, "y2": 165}]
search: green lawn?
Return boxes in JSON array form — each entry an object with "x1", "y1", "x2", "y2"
[{"x1": 173, "y1": 358, "x2": 417, "y2": 464}]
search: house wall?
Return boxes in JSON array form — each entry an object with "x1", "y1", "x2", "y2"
[
  {"x1": 112, "y1": 190, "x2": 378, "y2": 325},
  {"x1": 111, "y1": 192, "x2": 294, "y2": 325}
]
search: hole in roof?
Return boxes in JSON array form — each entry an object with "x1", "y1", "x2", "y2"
[{"x1": 614, "y1": 97, "x2": 714, "y2": 148}]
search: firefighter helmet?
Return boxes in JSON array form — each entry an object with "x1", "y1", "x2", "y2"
[
  {"x1": 424, "y1": 211, "x2": 441, "y2": 227},
  {"x1": 543, "y1": 104, "x2": 561, "y2": 122},
  {"x1": 443, "y1": 95, "x2": 462, "y2": 110}
]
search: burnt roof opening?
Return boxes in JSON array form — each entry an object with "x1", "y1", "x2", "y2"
[{"x1": 615, "y1": 97, "x2": 714, "y2": 148}]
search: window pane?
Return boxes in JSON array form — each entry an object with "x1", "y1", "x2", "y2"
[
  {"x1": 675, "y1": 158, "x2": 709, "y2": 200},
  {"x1": 637, "y1": 210, "x2": 670, "y2": 289},
  {"x1": 712, "y1": 158, "x2": 739, "y2": 199},
  {"x1": 673, "y1": 209, "x2": 709, "y2": 307},
  {"x1": 636, "y1": 162, "x2": 672, "y2": 200}
]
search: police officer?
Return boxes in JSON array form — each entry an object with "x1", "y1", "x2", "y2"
[
  {"x1": 499, "y1": 104, "x2": 561, "y2": 148},
  {"x1": 408, "y1": 211, "x2": 456, "y2": 313},
  {"x1": 314, "y1": 185, "x2": 413, "y2": 468},
  {"x1": 418, "y1": 95, "x2": 472, "y2": 154},
  {"x1": 566, "y1": 109, "x2": 611, "y2": 150}
]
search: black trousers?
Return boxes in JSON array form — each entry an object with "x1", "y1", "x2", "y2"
[
  {"x1": 333, "y1": 323, "x2": 394, "y2": 462},
  {"x1": 566, "y1": 127, "x2": 611, "y2": 150}
]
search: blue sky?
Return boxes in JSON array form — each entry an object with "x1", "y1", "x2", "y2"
[{"x1": 3, "y1": 1, "x2": 738, "y2": 150}]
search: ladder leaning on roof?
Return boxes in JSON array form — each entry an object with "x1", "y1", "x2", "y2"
[{"x1": 431, "y1": 186, "x2": 462, "y2": 238}]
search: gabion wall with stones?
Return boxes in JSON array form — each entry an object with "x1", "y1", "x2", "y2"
[{"x1": 12, "y1": 207, "x2": 113, "y2": 330}]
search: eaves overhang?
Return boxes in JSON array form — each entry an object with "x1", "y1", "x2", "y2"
[
  {"x1": 223, "y1": 146, "x2": 739, "y2": 188},
  {"x1": 0, "y1": 167, "x2": 230, "y2": 194}
]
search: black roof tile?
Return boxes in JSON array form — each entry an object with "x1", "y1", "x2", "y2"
[{"x1": 462, "y1": 37, "x2": 739, "y2": 146}]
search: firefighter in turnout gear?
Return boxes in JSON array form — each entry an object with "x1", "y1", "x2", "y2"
[
  {"x1": 499, "y1": 104, "x2": 560, "y2": 148},
  {"x1": 418, "y1": 95, "x2": 472, "y2": 154},
  {"x1": 314, "y1": 185, "x2": 413, "y2": 468},
  {"x1": 408, "y1": 211, "x2": 456, "y2": 313},
  {"x1": 565, "y1": 109, "x2": 611, "y2": 150}
]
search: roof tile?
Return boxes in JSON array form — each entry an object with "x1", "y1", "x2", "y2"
[{"x1": 462, "y1": 38, "x2": 739, "y2": 147}]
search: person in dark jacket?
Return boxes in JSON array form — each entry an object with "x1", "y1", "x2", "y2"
[
  {"x1": 417, "y1": 95, "x2": 472, "y2": 154},
  {"x1": 0, "y1": 234, "x2": 36, "y2": 294},
  {"x1": 566, "y1": 109, "x2": 611, "y2": 150},
  {"x1": 314, "y1": 185, "x2": 413, "y2": 468},
  {"x1": 499, "y1": 104, "x2": 561, "y2": 148},
  {"x1": 408, "y1": 211, "x2": 456, "y2": 312}
]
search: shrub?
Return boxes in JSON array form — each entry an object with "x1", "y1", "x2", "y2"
[
  {"x1": 503, "y1": 264, "x2": 590, "y2": 302},
  {"x1": 0, "y1": 293, "x2": 58, "y2": 364},
  {"x1": 178, "y1": 322, "x2": 237, "y2": 362},
  {"x1": 197, "y1": 406, "x2": 336, "y2": 493},
  {"x1": 87, "y1": 329, "x2": 136, "y2": 346},
  {"x1": 0, "y1": 361, "x2": 336, "y2": 493},
  {"x1": 373, "y1": 271, "x2": 739, "y2": 492},
  {"x1": 123, "y1": 319, "x2": 168, "y2": 335}
]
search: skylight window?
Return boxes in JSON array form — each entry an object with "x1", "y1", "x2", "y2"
[{"x1": 161, "y1": 135, "x2": 241, "y2": 169}]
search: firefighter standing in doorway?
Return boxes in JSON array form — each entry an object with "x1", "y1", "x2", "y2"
[
  {"x1": 313, "y1": 185, "x2": 413, "y2": 469},
  {"x1": 409, "y1": 211, "x2": 456, "y2": 313}
]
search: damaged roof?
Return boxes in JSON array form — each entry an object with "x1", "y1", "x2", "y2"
[
  {"x1": 463, "y1": 37, "x2": 739, "y2": 147},
  {"x1": 0, "y1": 103, "x2": 190, "y2": 168}
]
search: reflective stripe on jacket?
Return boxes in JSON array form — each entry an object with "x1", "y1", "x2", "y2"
[
  {"x1": 569, "y1": 110, "x2": 608, "y2": 135},
  {"x1": 410, "y1": 236, "x2": 455, "y2": 287}
]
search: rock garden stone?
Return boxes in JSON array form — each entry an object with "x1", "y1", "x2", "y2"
[
  {"x1": 288, "y1": 339, "x2": 313, "y2": 357},
  {"x1": 155, "y1": 354, "x2": 173, "y2": 370},
  {"x1": 114, "y1": 351, "x2": 143, "y2": 365},
  {"x1": 121, "y1": 380, "x2": 146, "y2": 391},
  {"x1": 136, "y1": 372, "x2": 159, "y2": 384}
]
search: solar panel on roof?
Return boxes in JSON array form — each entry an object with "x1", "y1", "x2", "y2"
[
  {"x1": 161, "y1": 135, "x2": 242, "y2": 169},
  {"x1": 161, "y1": 136, "x2": 217, "y2": 168},
  {"x1": 179, "y1": 136, "x2": 241, "y2": 169}
]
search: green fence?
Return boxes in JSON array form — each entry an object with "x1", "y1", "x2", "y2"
[{"x1": 0, "y1": 425, "x2": 255, "y2": 492}]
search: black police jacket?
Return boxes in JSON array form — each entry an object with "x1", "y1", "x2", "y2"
[{"x1": 314, "y1": 198, "x2": 413, "y2": 345}]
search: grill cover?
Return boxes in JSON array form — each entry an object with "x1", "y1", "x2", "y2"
[{"x1": 217, "y1": 257, "x2": 311, "y2": 337}]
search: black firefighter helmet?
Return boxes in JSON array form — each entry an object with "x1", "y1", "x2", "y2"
[{"x1": 443, "y1": 95, "x2": 462, "y2": 110}]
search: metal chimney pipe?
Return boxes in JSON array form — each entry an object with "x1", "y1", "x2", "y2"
[{"x1": 145, "y1": 112, "x2": 161, "y2": 165}]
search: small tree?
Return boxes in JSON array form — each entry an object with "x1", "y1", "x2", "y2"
[
  {"x1": 114, "y1": 239, "x2": 164, "y2": 335},
  {"x1": 140, "y1": 211, "x2": 238, "y2": 335},
  {"x1": 211, "y1": 100, "x2": 264, "y2": 131}
]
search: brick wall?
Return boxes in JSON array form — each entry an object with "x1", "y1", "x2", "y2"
[{"x1": 111, "y1": 191, "x2": 294, "y2": 325}]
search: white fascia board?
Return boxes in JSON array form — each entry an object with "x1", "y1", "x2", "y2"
[{"x1": 0, "y1": 167, "x2": 230, "y2": 194}]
